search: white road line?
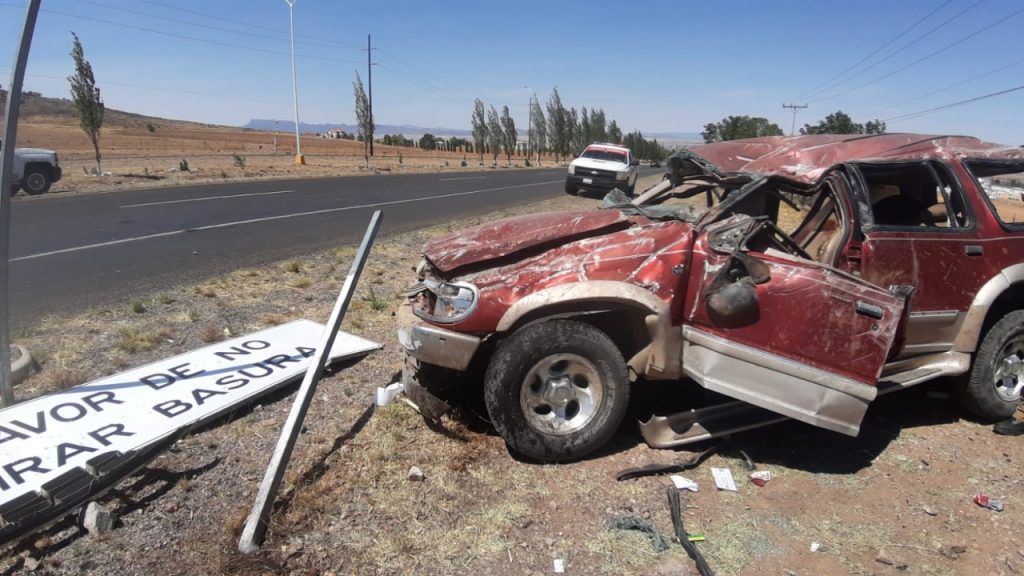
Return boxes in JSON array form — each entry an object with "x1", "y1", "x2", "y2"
[
  {"x1": 121, "y1": 189, "x2": 296, "y2": 208},
  {"x1": 438, "y1": 176, "x2": 486, "y2": 181},
  {"x1": 13, "y1": 179, "x2": 563, "y2": 262}
]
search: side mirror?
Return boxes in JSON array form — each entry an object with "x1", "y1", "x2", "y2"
[{"x1": 630, "y1": 158, "x2": 640, "y2": 166}]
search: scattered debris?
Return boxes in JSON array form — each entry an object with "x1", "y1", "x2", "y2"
[
  {"x1": 375, "y1": 381, "x2": 404, "y2": 406},
  {"x1": 80, "y1": 502, "x2": 117, "y2": 536},
  {"x1": 669, "y1": 476, "x2": 699, "y2": 492},
  {"x1": 21, "y1": 556, "x2": 39, "y2": 571},
  {"x1": 994, "y1": 419, "x2": 1024, "y2": 436},
  {"x1": 615, "y1": 445, "x2": 717, "y2": 481},
  {"x1": 876, "y1": 548, "x2": 895, "y2": 565},
  {"x1": 810, "y1": 541, "x2": 821, "y2": 553},
  {"x1": 607, "y1": 514, "x2": 669, "y2": 552},
  {"x1": 666, "y1": 488, "x2": 713, "y2": 576},
  {"x1": 283, "y1": 537, "x2": 304, "y2": 560},
  {"x1": 974, "y1": 494, "x2": 1004, "y2": 512},
  {"x1": 407, "y1": 466, "x2": 425, "y2": 482},
  {"x1": 939, "y1": 543, "x2": 968, "y2": 560},
  {"x1": 687, "y1": 533, "x2": 705, "y2": 542},
  {"x1": 750, "y1": 470, "x2": 772, "y2": 487},
  {"x1": 553, "y1": 558, "x2": 565, "y2": 573},
  {"x1": 737, "y1": 450, "x2": 755, "y2": 471},
  {"x1": 922, "y1": 505, "x2": 938, "y2": 516},
  {"x1": 711, "y1": 467, "x2": 737, "y2": 492}
]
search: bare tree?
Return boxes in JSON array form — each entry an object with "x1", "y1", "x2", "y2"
[
  {"x1": 68, "y1": 32, "x2": 104, "y2": 174},
  {"x1": 486, "y1": 105, "x2": 502, "y2": 165},
  {"x1": 530, "y1": 94, "x2": 547, "y2": 165},
  {"x1": 500, "y1": 105, "x2": 517, "y2": 166},
  {"x1": 471, "y1": 98, "x2": 487, "y2": 165},
  {"x1": 353, "y1": 72, "x2": 372, "y2": 164}
]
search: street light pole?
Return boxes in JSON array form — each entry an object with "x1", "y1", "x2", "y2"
[{"x1": 284, "y1": 0, "x2": 304, "y2": 165}]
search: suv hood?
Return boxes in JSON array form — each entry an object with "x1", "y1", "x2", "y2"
[
  {"x1": 14, "y1": 147, "x2": 56, "y2": 156},
  {"x1": 423, "y1": 209, "x2": 629, "y2": 273},
  {"x1": 573, "y1": 157, "x2": 628, "y2": 170}
]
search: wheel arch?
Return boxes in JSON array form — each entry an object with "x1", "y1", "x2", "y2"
[
  {"x1": 23, "y1": 161, "x2": 55, "y2": 179},
  {"x1": 495, "y1": 281, "x2": 682, "y2": 380},
  {"x1": 955, "y1": 263, "x2": 1024, "y2": 353}
]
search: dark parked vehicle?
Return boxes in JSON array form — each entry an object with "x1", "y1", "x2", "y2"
[{"x1": 399, "y1": 134, "x2": 1024, "y2": 461}]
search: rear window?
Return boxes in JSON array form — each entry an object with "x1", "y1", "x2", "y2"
[
  {"x1": 581, "y1": 148, "x2": 627, "y2": 162},
  {"x1": 964, "y1": 160, "x2": 1024, "y2": 228}
]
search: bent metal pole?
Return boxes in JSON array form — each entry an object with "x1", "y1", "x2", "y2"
[
  {"x1": 238, "y1": 210, "x2": 382, "y2": 553},
  {"x1": 0, "y1": 0, "x2": 43, "y2": 408}
]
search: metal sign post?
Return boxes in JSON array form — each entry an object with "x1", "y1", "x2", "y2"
[
  {"x1": 0, "y1": 0, "x2": 43, "y2": 408},
  {"x1": 239, "y1": 210, "x2": 382, "y2": 553}
]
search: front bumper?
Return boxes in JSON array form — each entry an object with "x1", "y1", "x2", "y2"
[
  {"x1": 52, "y1": 166, "x2": 63, "y2": 183},
  {"x1": 396, "y1": 303, "x2": 481, "y2": 371},
  {"x1": 566, "y1": 174, "x2": 629, "y2": 193}
]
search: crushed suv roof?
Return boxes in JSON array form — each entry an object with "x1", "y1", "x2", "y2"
[{"x1": 690, "y1": 133, "x2": 1024, "y2": 184}]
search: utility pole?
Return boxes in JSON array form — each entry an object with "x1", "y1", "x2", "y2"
[
  {"x1": 0, "y1": 0, "x2": 42, "y2": 407},
  {"x1": 284, "y1": 0, "x2": 304, "y2": 164},
  {"x1": 783, "y1": 103, "x2": 808, "y2": 136},
  {"x1": 365, "y1": 35, "x2": 376, "y2": 157}
]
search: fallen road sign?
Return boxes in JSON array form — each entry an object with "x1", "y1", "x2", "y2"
[{"x1": 0, "y1": 319, "x2": 380, "y2": 543}]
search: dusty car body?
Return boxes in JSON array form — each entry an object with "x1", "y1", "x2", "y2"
[{"x1": 399, "y1": 133, "x2": 1024, "y2": 461}]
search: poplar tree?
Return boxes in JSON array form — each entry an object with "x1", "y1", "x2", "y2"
[{"x1": 68, "y1": 32, "x2": 104, "y2": 174}]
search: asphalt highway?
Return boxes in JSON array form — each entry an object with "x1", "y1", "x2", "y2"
[{"x1": 6, "y1": 167, "x2": 659, "y2": 328}]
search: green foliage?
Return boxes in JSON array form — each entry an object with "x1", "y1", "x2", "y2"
[
  {"x1": 353, "y1": 72, "x2": 373, "y2": 158},
  {"x1": 146, "y1": 123, "x2": 155, "y2": 133},
  {"x1": 607, "y1": 120, "x2": 622, "y2": 144},
  {"x1": 529, "y1": 94, "x2": 547, "y2": 162},
  {"x1": 622, "y1": 131, "x2": 668, "y2": 161},
  {"x1": 545, "y1": 88, "x2": 568, "y2": 162},
  {"x1": 500, "y1": 105, "x2": 517, "y2": 164},
  {"x1": 486, "y1": 105, "x2": 502, "y2": 164},
  {"x1": 419, "y1": 133, "x2": 438, "y2": 150},
  {"x1": 179, "y1": 158, "x2": 190, "y2": 172},
  {"x1": 471, "y1": 98, "x2": 488, "y2": 163},
  {"x1": 382, "y1": 134, "x2": 414, "y2": 147},
  {"x1": 129, "y1": 300, "x2": 146, "y2": 314},
  {"x1": 68, "y1": 32, "x2": 104, "y2": 174},
  {"x1": 702, "y1": 115, "x2": 784, "y2": 143},
  {"x1": 232, "y1": 154, "x2": 246, "y2": 170},
  {"x1": 801, "y1": 110, "x2": 887, "y2": 135}
]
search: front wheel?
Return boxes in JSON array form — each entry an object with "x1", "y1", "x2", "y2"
[
  {"x1": 564, "y1": 181, "x2": 578, "y2": 195},
  {"x1": 22, "y1": 169, "x2": 51, "y2": 195},
  {"x1": 484, "y1": 319, "x2": 629, "y2": 462},
  {"x1": 958, "y1": 310, "x2": 1024, "y2": 420}
]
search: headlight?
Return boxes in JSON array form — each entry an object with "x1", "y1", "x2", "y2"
[
  {"x1": 616, "y1": 170, "x2": 629, "y2": 181},
  {"x1": 568, "y1": 164, "x2": 576, "y2": 175},
  {"x1": 410, "y1": 280, "x2": 479, "y2": 324}
]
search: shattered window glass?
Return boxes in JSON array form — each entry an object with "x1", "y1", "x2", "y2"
[{"x1": 965, "y1": 161, "x2": 1024, "y2": 228}]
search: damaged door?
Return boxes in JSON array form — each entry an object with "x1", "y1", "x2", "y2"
[{"x1": 681, "y1": 216, "x2": 907, "y2": 436}]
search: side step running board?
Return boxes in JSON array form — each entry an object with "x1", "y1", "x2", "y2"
[{"x1": 640, "y1": 401, "x2": 788, "y2": 448}]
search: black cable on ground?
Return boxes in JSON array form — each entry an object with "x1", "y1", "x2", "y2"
[{"x1": 666, "y1": 487, "x2": 714, "y2": 576}]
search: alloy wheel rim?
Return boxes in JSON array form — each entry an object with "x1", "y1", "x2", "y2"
[
  {"x1": 520, "y1": 353, "x2": 603, "y2": 436},
  {"x1": 993, "y1": 335, "x2": 1024, "y2": 403}
]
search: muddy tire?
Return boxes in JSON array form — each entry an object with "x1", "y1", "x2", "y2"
[
  {"x1": 22, "y1": 168, "x2": 51, "y2": 195},
  {"x1": 564, "y1": 181, "x2": 578, "y2": 195},
  {"x1": 484, "y1": 319, "x2": 629, "y2": 462},
  {"x1": 958, "y1": 310, "x2": 1024, "y2": 420}
]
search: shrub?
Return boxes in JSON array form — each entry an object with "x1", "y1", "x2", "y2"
[{"x1": 179, "y1": 159, "x2": 190, "y2": 172}]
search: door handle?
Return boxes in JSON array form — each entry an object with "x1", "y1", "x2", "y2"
[
  {"x1": 855, "y1": 301, "x2": 884, "y2": 319},
  {"x1": 965, "y1": 245, "x2": 983, "y2": 256}
]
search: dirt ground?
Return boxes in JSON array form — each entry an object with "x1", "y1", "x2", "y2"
[
  {"x1": 2, "y1": 176, "x2": 1023, "y2": 576},
  {"x1": 10, "y1": 114, "x2": 559, "y2": 197}
]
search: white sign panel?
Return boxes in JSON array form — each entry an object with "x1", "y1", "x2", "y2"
[{"x1": 0, "y1": 320, "x2": 379, "y2": 505}]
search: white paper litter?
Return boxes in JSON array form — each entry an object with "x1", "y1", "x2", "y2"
[
  {"x1": 670, "y1": 475, "x2": 699, "y2": 492},
  {"x1": 553, "y1": 558, "x2": 565, "y2": 573},
  {"x1": 711, "y1": 467, "x2": 738, "y2": 491},
  {"x1": 375, "y1": 381, "x2": 404, "y2": 406}
]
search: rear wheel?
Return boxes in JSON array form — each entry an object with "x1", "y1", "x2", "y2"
[
  {"x1": 22, "y1": 168, "x2": 51, "y2": 195},
  {"x1": 484, "y1": 319, "x2": 629, "y2": 462},
  {"x1": 958, "y1": 310, "x2": 1024, "y2": 420}
]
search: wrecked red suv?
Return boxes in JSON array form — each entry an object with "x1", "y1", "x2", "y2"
[{"x1": 398, "y1": 134, "x2": 1024, "y2": 461}]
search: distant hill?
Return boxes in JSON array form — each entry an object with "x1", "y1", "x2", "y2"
[{"x1": 0, "y1": 88, "x2": 214, "y2": 130}]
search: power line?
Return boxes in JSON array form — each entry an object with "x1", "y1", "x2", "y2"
[
  {"x1": 867, "y1": 57, "x2": 1024, "y2": 117},
  {"x1": 812, "y1": 2, "x2": 1024, "y2": 103},
  {"x1": 883, "y1": 83, "x2": 1024, "y2": 123},
  {"x1": 0, "y1": 3, "x2": 363, "y2": 66},
  {"x1": 791, "y1": 0, "x2": 954, "y2": 102},
  {"x1": 136, "y1": 0, "x2": 364, "y2": 49}
]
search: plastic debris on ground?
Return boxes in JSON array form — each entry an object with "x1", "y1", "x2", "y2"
[
  {"x1": 553, "y1": 558, "x2": 565, "y2": 573},
  {"x1": 750, "y1": 470, "x2": 772, "y2": 487},
  {"x1": 670, "y1": 475, "x2": 699, "y2": 492},
  {"x1": 375, "y1": 381, "x2": 404, "y2": 406},
  {"x1": 810, "y1": 542, "x2": 822, "y2": 553},
  {"x1": 974, "y1": 494, "x2": 1004, "y2": 512},
  {"x1": 607, "y1": 515, "x2": 670, "y2": 552},
  {"x1": 711, "y1": 467, "x2": 737, "y2": 491}
]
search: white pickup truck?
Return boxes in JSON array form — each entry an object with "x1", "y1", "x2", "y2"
[{"x1": 1, "y1": 139, "x2": 62, "y2": 195}]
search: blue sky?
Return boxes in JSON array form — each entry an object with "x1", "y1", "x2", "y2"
[{"x1": 2, "y1": 0, "x2": 1023, "y2": 143}]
